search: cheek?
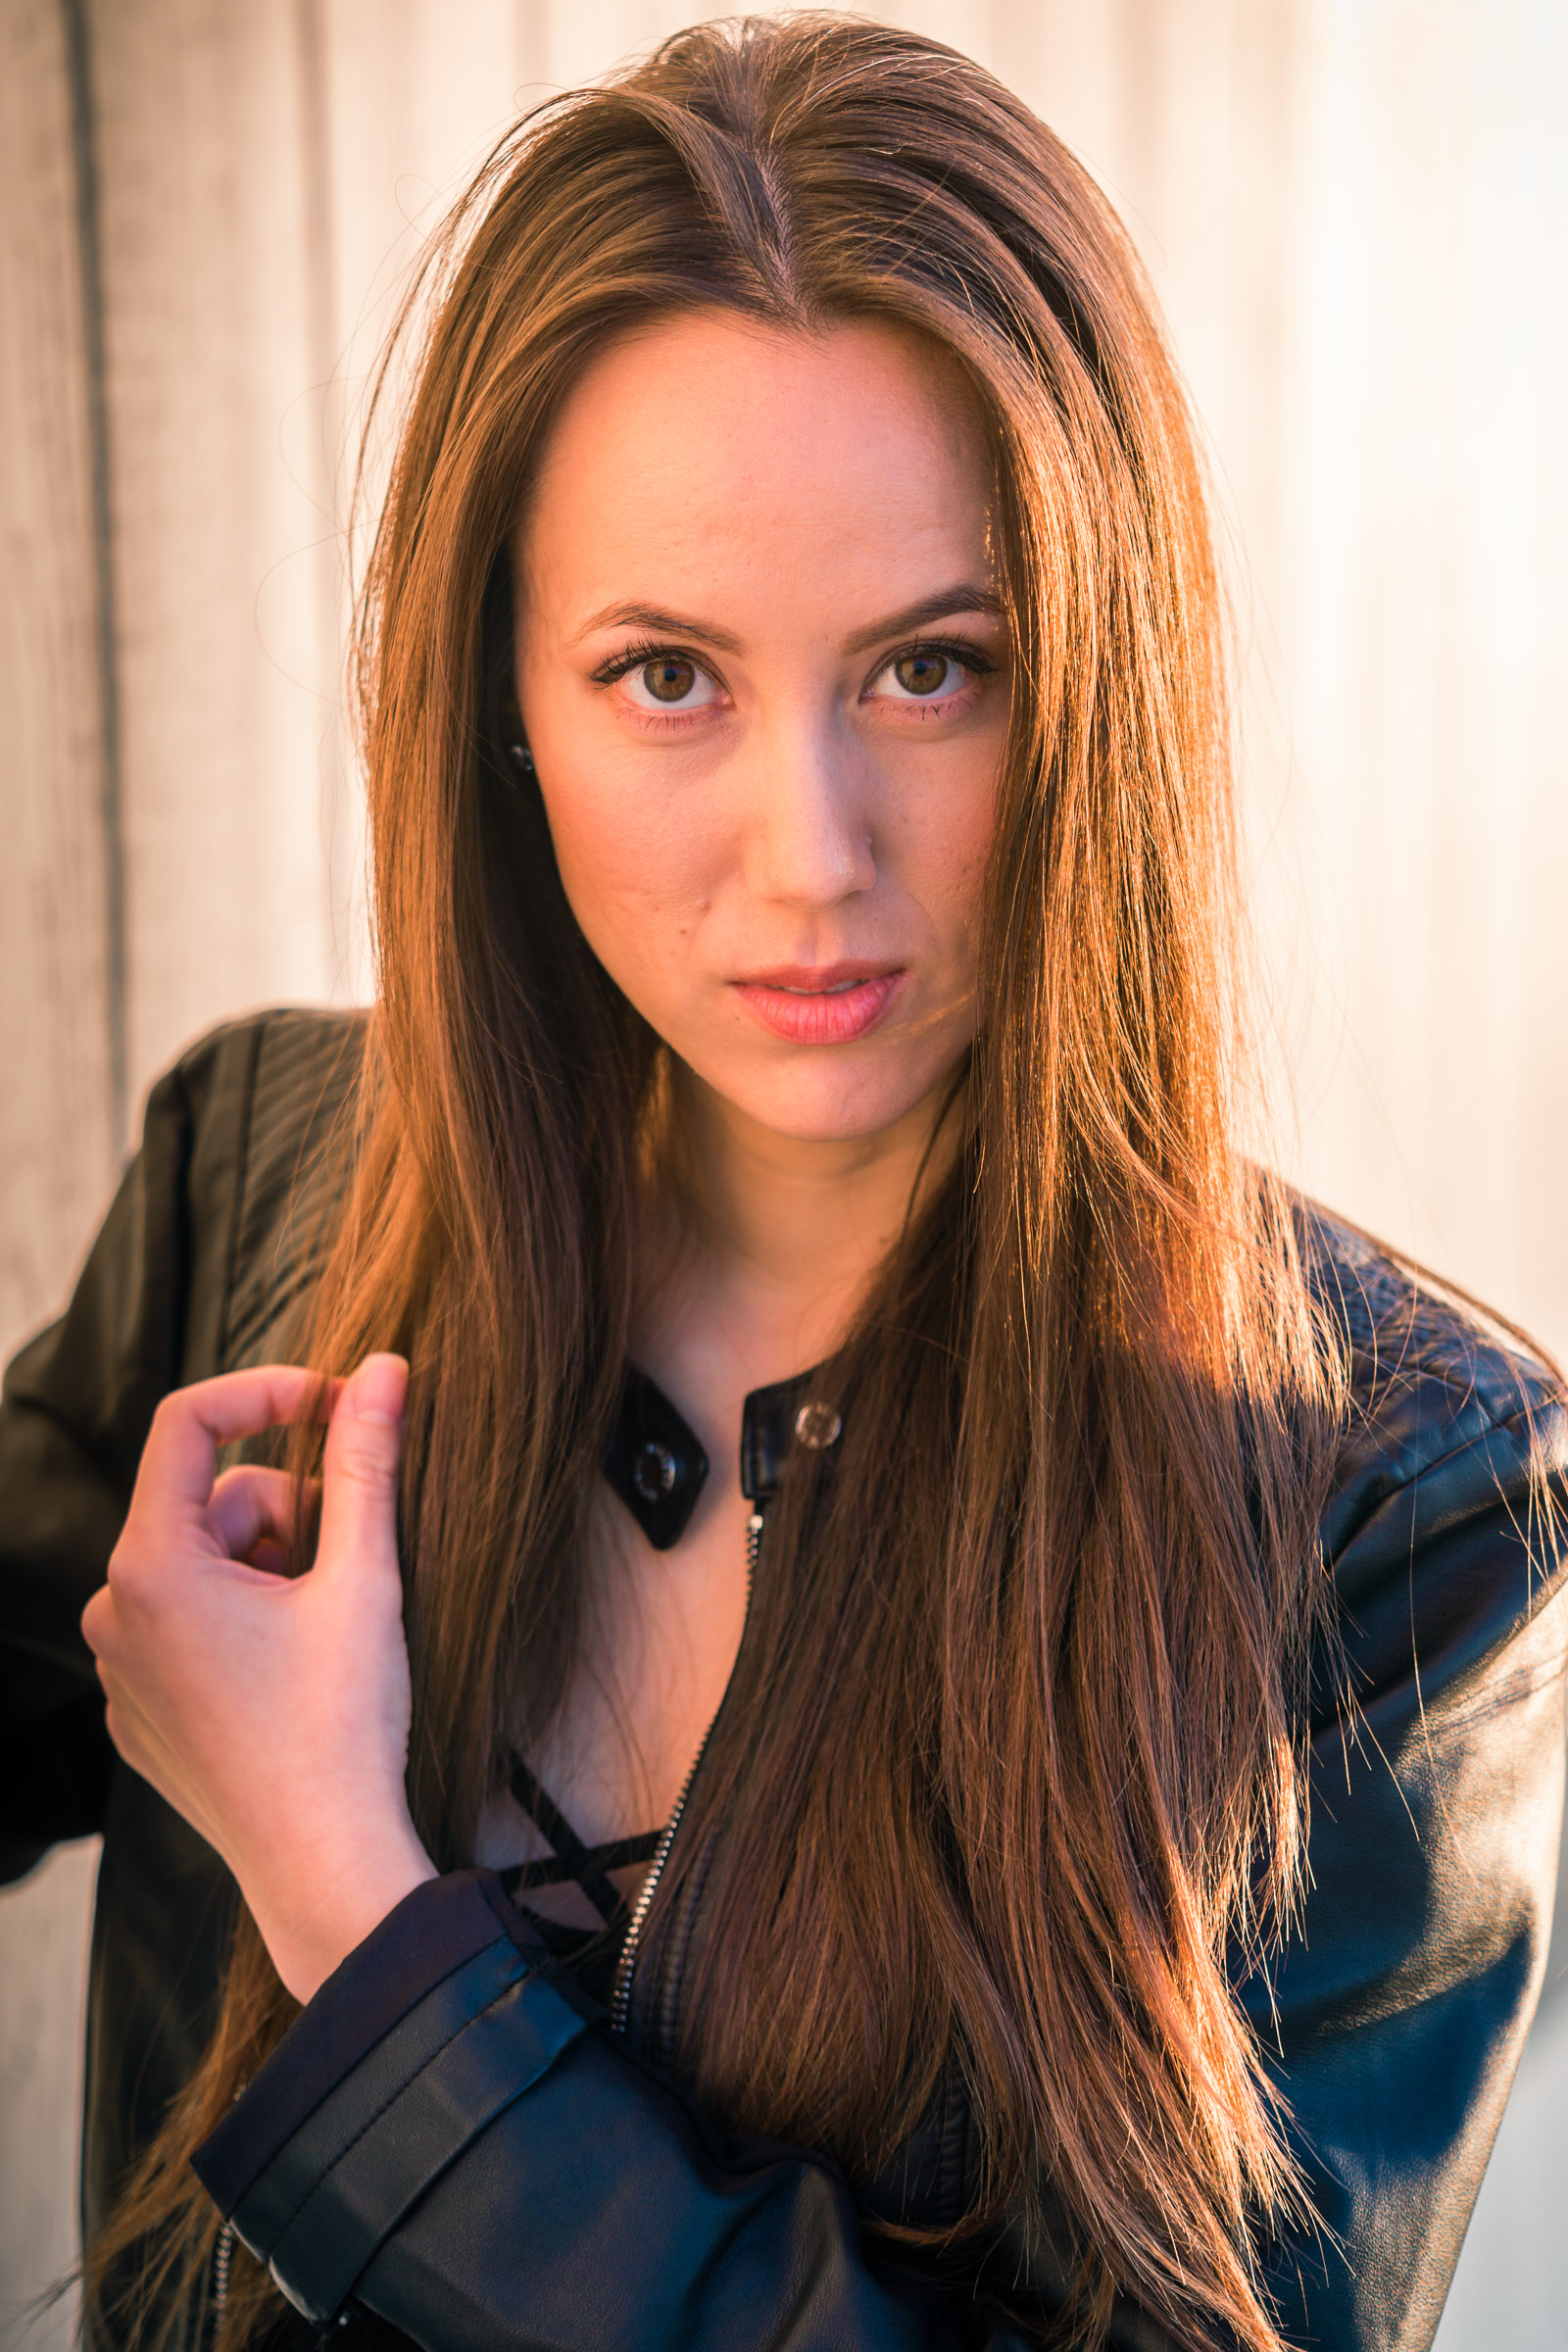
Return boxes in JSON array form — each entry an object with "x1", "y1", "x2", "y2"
[
  {"x1": 536, "y1": 764, "x2": 727, "y2": 982},
  {"x1": 894, "y1": 760, "x2": 999, "y2": 966}
]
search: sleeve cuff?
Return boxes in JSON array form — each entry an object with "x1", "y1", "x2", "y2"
[{"x1": 192, "y1": 1867, "x2": 584, "y2": 2321}]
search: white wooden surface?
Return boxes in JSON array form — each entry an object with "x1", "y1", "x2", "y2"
[{"x1": 2, "y1": 3, "x2": 1564, "y2": 2342}]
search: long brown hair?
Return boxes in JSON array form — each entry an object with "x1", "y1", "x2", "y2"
[{"x1": 93, "y1": 19, "x2": 1346, "y2": 2351}]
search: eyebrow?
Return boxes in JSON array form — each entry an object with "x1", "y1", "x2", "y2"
[
  {"x1": 569, "y1": 583, "x2": 1004, "y2": 656},
  {"x1": 842, "y1": 585, "x2": 1004, "y2": 654}
]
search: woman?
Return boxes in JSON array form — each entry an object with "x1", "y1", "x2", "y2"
[{"x1": 3, "y1": 16, "x2": 1564, "y2": 2352}]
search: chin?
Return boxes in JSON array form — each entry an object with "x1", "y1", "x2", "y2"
[{"x1": 705, "y1": 1054, "x2": 963, "y2": 1146}]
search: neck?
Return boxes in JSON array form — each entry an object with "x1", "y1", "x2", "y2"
[{"x1": 643, "y1": 1061, "x2": 962, "y2": 1383}]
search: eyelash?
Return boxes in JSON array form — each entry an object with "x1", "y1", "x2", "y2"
[
  {"x1": 879, "y1": 636, "x2": 999, "y2": 691},
  {"x1": 589, "y1": 634, "x2": 998, "y2": 703},
  {"x1": 590, "y1": 636, "x2": 704, "y2": 689}
]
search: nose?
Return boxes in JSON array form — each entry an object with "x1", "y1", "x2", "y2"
[{"x1": 740, "y1": 716, "x2": 876, "y2": 910}]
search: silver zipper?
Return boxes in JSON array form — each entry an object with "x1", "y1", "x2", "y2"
[
  {"x1": 610, "y1": 1506, "x2": 762, "y2": 2035},
  {"x1": 209, "y1": 2219, "x2": 233, "y2": 2346}
]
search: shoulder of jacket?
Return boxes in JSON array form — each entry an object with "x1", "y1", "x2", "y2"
[
  {"x1": 156, "y1": 1007, "x2": 370, "y2": 1373},
  {"x1": 163, "y1": 1005, "x2": 368, "y2": 1120},
  {"x1": 1298, "y1": 1195, "x2": 1568, "y2": 1567}
]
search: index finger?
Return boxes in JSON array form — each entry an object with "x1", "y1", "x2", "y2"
[{"x1": 127, "y1": 1364, "x2": 343, "y2": 1526}]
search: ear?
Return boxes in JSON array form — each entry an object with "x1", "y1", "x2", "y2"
[{"x1": 481, "y1": 551, "x2": 531, "y2": 779}]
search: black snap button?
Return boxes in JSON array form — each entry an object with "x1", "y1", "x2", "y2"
[
  {"x1": 633, "y1": 1440, "x2": 678, "y2": 1500},
  {"x1": 605, "y1": 1366, "x2": 710, "y2": 1547}
]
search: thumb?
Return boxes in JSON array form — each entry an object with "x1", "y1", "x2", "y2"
[{"x1": 316, "y1": 1352, "x2": 408, "y2": 1578}]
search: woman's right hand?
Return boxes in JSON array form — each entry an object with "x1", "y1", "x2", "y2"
[{"x1": 81, "y1": 1354, "x2": 438, "y2": 2004}]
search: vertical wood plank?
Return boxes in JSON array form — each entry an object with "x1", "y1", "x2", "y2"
[
  {"x1": 0, "y1": 5, "x2": 115, "y2": 2331},
  {"x1": 0, "y1": 0, "x2": 115, "y2": 1346},
  {"x1": 0, "y1": 1843, "x2": 97, "y2": 2347},
  {"x1": 85, "y1": 0, "x2": 352, "y2": 1104},
  {"x1": 1253, "y1": 0, "x2": 1568, "y2": 1357}
]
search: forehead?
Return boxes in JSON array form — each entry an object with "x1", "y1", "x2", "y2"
[{"x1": 515, "y1": 311, "x2": 995, "y2": 617}]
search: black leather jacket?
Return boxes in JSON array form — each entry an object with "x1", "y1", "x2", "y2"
[{"x1": 3, "y1": 1009, "x2": 1566, "y2": 2352}]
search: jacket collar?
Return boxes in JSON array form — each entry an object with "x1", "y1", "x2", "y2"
[{"x1": 602, "y1": 1361, "x2": 842, "y2": 1547}]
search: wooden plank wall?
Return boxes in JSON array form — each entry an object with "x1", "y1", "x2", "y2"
[
  {"x1": 2, "y1": 2, "x2": 1564, "y2": 2342},
  {"x1": 0, "y1": 5, "x2": 115, "y2": 2327}
]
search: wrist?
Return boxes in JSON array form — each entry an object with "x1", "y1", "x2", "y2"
[{"x1": 245, "y1": 1822, "x2": 438, "y2": 2005}]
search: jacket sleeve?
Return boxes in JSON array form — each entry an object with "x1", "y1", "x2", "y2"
[
  {"x1": 0, "y1": 1021, "x2": 261, "y2": 1880},
  {"x1": 193, "y1": 1870, "x2": 1037, "y2": 2352},
  {"x1": 1240, "y1": 1387, "x2": 1568, "y2": 2352}
]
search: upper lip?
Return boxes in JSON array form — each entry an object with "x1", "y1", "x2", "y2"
[{"x1": 733, "y1": 960, "x2": 903, "y2": 991}]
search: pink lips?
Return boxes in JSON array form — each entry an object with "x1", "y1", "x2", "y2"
[{"x1": 733, "y1": 964, "x2": 905, "y2": 1045}]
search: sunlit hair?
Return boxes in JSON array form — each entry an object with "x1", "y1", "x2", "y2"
[{"x1": 94, "y1": 19, "x2": 1348, "y2": 2351}]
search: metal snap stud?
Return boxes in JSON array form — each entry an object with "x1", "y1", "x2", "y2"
[
  {"x1": 633, "y1": 1440, "x2": 678, "y2": 1499},
  {"x1": 793, "y1": 1400, "x2": 843, "y2": 1449}
]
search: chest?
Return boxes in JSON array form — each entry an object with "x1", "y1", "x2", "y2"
[
  {"x1": 479, "y1": 1473, "x2": 756, "y2": 1899},
  {"x1": 474, "y1": 1361, "x2": 813, "y2": 1937}
]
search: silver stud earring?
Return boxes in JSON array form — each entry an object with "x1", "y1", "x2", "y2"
[{"x1": 507, "y1": 740, "x2": 535, "y2": 778}]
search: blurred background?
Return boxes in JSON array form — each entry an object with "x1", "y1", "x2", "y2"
[{"x1": 2, "y1": 0, "x2": 1564, "y2": 2344}]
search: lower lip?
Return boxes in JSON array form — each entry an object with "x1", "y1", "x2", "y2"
[{"x1": 734, "y1": 971, "x2": 905, "y2": 1045}]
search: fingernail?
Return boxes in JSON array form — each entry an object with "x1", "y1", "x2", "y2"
[{"x1": 351, "y1": 1352, "x2": 408, "y2": 1427}]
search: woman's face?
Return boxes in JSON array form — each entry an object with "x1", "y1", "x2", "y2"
[{"x1": 514, "y1": 311, "x2": 1008, "y2": 1147}]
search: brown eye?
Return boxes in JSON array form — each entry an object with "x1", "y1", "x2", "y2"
[
  {"x1": 893, "y1": 650, "x2": 953, "y2": 697},
  {"x1": 643, "y1": 657, "x2": 697, "y2": 704}
]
